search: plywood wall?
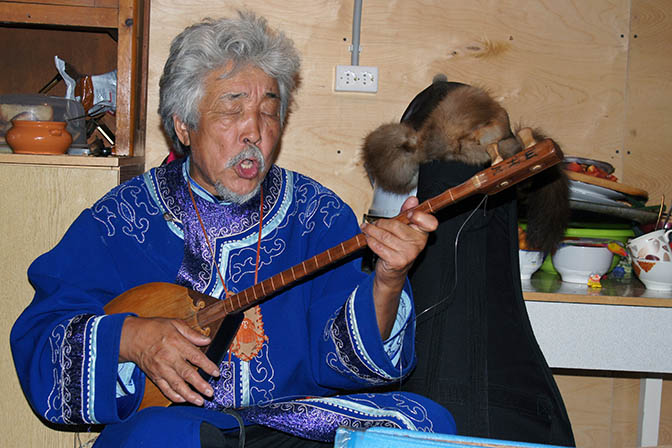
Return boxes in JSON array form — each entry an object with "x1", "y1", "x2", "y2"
[
  {"x1": 145, "y1": 0, "x2": 671, "y2": 221},
  {"x1": 144, "y1": 2, "x2": 672, "y2": 447},
  {"x1": 624, "y1": 0, "x2": 672, "y2": 206}
]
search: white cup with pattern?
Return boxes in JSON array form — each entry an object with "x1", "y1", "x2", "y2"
[{"x1": 627, "y1": 229, "x2": 672, "y2": 261}]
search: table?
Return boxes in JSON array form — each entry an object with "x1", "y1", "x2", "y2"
[{"x1": 523, "y1": 273, "x2": 671, "y2": 447}]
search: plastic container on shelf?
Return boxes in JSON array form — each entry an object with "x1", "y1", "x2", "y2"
[{"x1": 0, "y1": 93, "x2": 87, "y2": 154}]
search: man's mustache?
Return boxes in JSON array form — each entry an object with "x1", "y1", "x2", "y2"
[{"x1": 227, "y1": 144, "x2": 265, "y2": 172}]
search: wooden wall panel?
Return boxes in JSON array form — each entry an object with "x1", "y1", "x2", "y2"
[
  {"x1": 623, "y1": 0, "x2": 672, "y2": 205},
  {"x1": 143, "y1": 0, "x2": 666, "y2": 221},
  {"x1": 143, "y1": 2, "x2": 672, "y2": 447},
  {"x1": 660, "y1": 379, "x2": 672, "y2": 446},
  {"x1": 0, "y1": 164, "x2": 119, "y2": 447},
  {"x1": 554, "y1": 374, "x2": 615, "y2": 447},
  {"x1": 553, "y1": 374, "x2": 671, "y2": 448},
  {"x1": 609, "y1": 377, "x2": 640, "y2": 447}
]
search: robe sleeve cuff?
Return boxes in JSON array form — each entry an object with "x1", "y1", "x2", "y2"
[
  {"x1": 328, "y1": 275, "x2": 416, "y2": 385},
  {"x1": 93, "y1": 313, "x2": 144, "y2": 422},
  {"x1": 59, "y1": 312, "x2": 143, "y2": 424}
]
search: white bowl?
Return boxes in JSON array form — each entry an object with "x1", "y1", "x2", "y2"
[
  {"x1": 519, "y1": 250, "x2": 544, "y2": 280},
  {"x1": 632, "y1": 257, "x2": 672, "y2": 291},
  {"x1": 552, "y1": 245, "x2": 614, "y2": 284}
]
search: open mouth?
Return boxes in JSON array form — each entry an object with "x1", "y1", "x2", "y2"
[
  {"x1": 228, "y1": 144, "x2": 265, "y2": 180},
  {"x1": 235, "y1": 158, "x2": 260, "y2": 179}
]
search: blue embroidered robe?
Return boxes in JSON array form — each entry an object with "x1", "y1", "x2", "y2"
[{"x1": 10, "y1": 159, "x2": 455, "y2": 446}]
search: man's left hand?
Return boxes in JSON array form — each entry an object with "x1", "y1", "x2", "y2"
[{"x1": 360, "y1": 196, "x2": 438, "y2": 338}]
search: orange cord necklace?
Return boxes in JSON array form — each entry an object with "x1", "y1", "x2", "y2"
[{"x1": 187, "y1": 184, "x2": 264, "y2": 296}]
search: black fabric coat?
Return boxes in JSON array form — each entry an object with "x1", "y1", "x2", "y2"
[{"x1": 398, "y1": 80, "x2": 576, "y2": 446}]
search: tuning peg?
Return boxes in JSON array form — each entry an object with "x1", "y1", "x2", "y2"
[
  {"x1": 517, "y1": 127, "x2": 537, "y2": 148},
  {"x1": 487, "y1": 142, "x2": 503, "y2": 165}
]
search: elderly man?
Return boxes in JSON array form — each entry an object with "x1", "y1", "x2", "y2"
[{"x1": 11, "y1": 11, "x2": 455, "y2": 447}]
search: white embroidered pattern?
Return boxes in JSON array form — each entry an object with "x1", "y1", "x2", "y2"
[
  {"x1": 45, "y1": 323, "x2": 67, "y2": 422},
  {"x1": 92, "y1": 181, "x2": 160, "y2": 244},
  {"x1": 45, "y1": 314, "x2": 103, "y2": 425}
]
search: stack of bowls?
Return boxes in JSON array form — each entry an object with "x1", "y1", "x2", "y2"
[
  {"x1": 631, "y1": 258, "x2": 672, "y2": 291},
  {"x1": 518, "y1": 223, "x2": 634, "y2": 275}
]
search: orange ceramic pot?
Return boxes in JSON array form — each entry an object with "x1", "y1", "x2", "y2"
[{"x1": 6, "y1": 120, "x2": 72, "y2": 155}]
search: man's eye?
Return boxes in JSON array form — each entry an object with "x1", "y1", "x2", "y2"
[
  {"x1": 212, "y1": 102, "x2": 242, "y2": 115},
  {"x1": 261, "y1": 107, "x2": 280, "y2": 118}
]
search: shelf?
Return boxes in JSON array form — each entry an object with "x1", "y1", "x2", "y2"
[
  {"x1": 522, "y1": 271, "x2": 672, "y2": 308},
  {"x1": 0, "y1": 0, "x2": 149, "y2": 158},
  {"x1": 0, "y1": 2, "x2": 118, "y2": 28},
  {"x1": 0, "y1": 152, "x2": 142, "y2": 168}
]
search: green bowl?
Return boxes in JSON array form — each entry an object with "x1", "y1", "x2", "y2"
[{"x1": 519, "y1": 223, "x2": 635, "y2": 275}]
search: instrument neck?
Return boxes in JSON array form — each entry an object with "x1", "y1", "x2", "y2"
[{"x1": 195, "y1": 176, "x2": 481, "y2": 328}]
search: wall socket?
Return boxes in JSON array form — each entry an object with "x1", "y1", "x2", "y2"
[{"x1": 334, "y1": 65, "x2": 379, "y2": 93}]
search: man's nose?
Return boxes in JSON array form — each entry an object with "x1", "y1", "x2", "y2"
[{"x1": 240, "y1": 112, "x2": 262, "y2": 145}]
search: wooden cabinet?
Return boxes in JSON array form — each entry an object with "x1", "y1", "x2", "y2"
[
  {"x1": 0, "y1": 160, "x2": 128, "y2": 446},
  {"x1": 0, "y1": 2, "x2": 149, "y2": 445},
  {"x1": 0, "y1": 0, "x2": 149, "y2": 157}
]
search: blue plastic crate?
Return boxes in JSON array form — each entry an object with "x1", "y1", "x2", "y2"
[{"x1": 334, "y1": 427, "x2": 571, "y2": 448}]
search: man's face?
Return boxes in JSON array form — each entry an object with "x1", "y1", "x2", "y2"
[{"x1": 174, "y1": 64, "x2": 282, "y2": 203}]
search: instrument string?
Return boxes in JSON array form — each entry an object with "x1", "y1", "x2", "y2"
[
  {"x1": 189, "y1": 185, "x2": 265, "y2": 365},
  {"x1": 192, "y1": 195, "x2": 491, "y2": 406}
]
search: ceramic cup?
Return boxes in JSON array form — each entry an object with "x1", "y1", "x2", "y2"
[{"x1": 627, "y1": 229, "x2": 672, "y2": 261}]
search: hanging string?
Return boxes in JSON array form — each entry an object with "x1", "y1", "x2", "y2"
[
  {"x1": 415, "y1": 194, "x2": 489, "y2": 321},
  {"x1": 254, "y1": 190, "x2": 264, "y2": 284},
  {"x1": 398, "y1": 194, "x2": 489, "y2": 383}
]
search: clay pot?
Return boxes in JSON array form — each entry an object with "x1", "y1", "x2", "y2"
[{"x1": 6, "y1": 120, "x2": 72, "y2": 155}]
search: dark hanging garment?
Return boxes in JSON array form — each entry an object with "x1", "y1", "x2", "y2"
[{"x1": 398, "y1": 80, "x2": 576, "y2": 446}]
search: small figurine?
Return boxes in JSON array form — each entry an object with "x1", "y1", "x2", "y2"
[
  {"x1": 587, "y1": 273, "x2": 602, "y2": 288},
  {"x1": 618, "y1": 257, "x2": 633, "y2": 278},
  {"x1": 610, "y1": 265, "x2": 625, "y2": 278}
]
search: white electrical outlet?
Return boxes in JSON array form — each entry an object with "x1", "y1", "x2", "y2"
[{"x1": 334, "y1": 65, "x2": 379, "y2": 93}]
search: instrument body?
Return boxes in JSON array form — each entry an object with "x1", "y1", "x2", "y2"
[
  {"x1": 104, "y1": 283, "x2": 244, "y2": 409},
  {"x1": 104, "y1": 138, "x2": 564, "y2": 410}
]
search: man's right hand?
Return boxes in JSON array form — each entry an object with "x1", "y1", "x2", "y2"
[{"x1": 119, "y1": 316, "x2": 221, "y2": 406}]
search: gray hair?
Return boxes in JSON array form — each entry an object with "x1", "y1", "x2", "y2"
[{"x1": 158, "y1": 11, "x2": 302, "y2": 154}]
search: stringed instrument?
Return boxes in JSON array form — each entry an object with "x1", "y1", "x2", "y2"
[{"x1": 104, "y1": 137, "x2": 563, "y2": 410}]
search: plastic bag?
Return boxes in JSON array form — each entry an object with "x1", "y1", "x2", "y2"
[{"x1": 55, "y1": 56, "x2": 117, "y2": 116}]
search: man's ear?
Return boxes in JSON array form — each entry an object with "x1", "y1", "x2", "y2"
[{"x1": 173, "y1": 115, "x2": 191, "y2": 147}]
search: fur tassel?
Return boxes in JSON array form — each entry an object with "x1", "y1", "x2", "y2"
[
  {"x1": 361, "y1": 82, "x2": 569, "y2": 253},
  {"x1": 361, "y1": 85, "x2": 515, "y2": 193},
  {"x1": 515, "y1": 128, "x2": 570, "y2": 254},
  {"x1": 362, "y1": 122, "x2": 421, "y2": 194}
]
